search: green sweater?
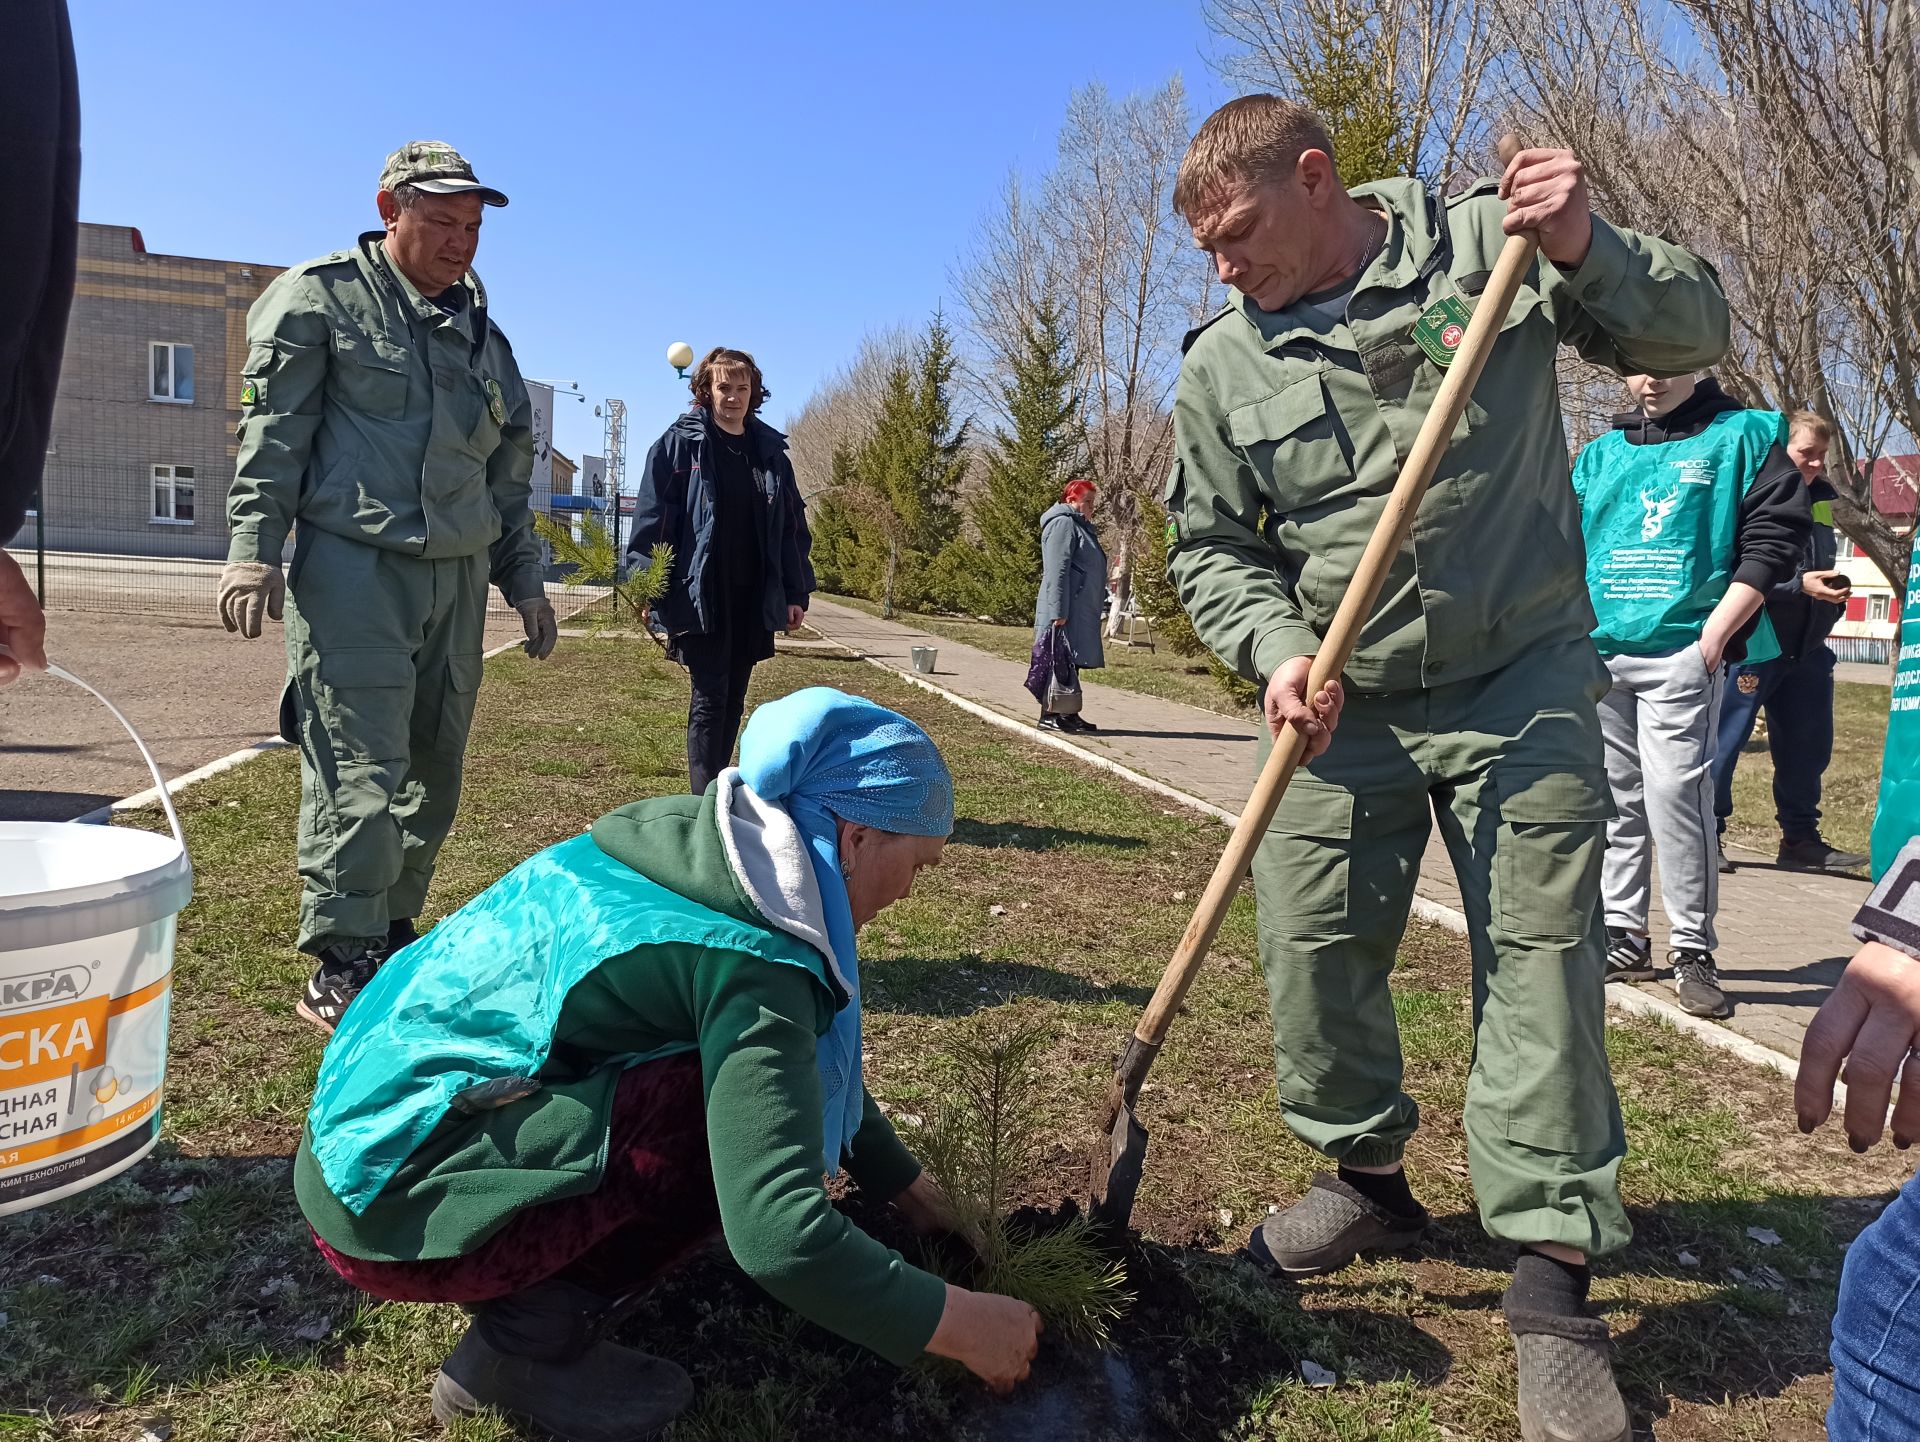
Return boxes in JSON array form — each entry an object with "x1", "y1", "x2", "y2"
[{"x1": 294, "y1": 794, "x2": 947, "y2": 1364}]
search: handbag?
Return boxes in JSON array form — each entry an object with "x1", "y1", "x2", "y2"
[{"x1": 1042, "y1": 627, "x2": 1082, "y2": 716}]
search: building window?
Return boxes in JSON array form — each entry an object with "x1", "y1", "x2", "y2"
[
  {"x1": 149, "y1": 342, "x2": 194, "y2": 403},
  {"x1": 152, "y1": 464, "x2": 195, "y2": 523},
  {"x1": 1835, "y1": 534, "x2": 1856, "y2": 558},
  {"x1": 1868, "y1": 593, "x2": 1891, "y2": 624}
]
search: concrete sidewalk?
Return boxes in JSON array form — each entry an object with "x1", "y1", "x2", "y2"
[{"x1": 807, "y1": 597, "x2": 1870, "y2": 1063}]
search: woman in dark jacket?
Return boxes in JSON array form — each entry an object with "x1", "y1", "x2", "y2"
[
  {"x1": 628, "y1": 348, "x2": 814, "y2": 793},
  {"x1": 1033, "y1": 479, "x2": 1107, "y2": 733}
]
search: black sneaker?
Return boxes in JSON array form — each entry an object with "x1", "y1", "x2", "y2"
[
  {"x1": 1777, "y1": 835, "x2": 1869, "y2": 873},
  {"x1": 1603, "y1": 929, "x2": 1654, "y2": 983},
  {"x1": 1669, "y1": 948, "x2": 1731, "y2": 1018},
  {"x1": 297, "y1": 937, "x2": 388, "y2": 1035},
  {"x1": 1038, "y1": 714, "x2": 1066, "y2": 731},
  {"x1": 1717, "y1": 843, "x2": 1736, "y2": 874},
  {"x1": 1066, "y1": 715, "x2": 1100, "y2": 732},
  {"x1": 387, "y1": 917, "x2": 420, "y2": 952}
]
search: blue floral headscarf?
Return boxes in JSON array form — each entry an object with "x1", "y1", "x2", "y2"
[{"x1": 735, "y1": 688, "x2": 953, "y2": 1171}]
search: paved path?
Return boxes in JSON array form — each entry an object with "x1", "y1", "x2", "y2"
[
  {"x1": 0, "y1": 610, "x2": 529, "y2": 822},
  {"x1": 807, "y1": 598, "x2": 1871, "y2": 1062}
]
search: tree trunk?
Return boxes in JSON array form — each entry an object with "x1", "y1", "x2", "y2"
[
  {"x1": 882, "y1": 539, "x2": 900, "y2": 619},
  {"x1": 1105, "y1": 530, "x2": 1134, "y2": 639}
]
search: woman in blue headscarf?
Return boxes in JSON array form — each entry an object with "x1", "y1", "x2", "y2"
[{"x1": 293, "y1": 688, "x2": 1042, "y2": 1442}]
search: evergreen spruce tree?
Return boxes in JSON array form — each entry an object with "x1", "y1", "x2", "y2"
[
  {"x1": 854, "y1": 313, "x2": 970, "y2": 614},
  {"x1": 966, "y1": 301, "x2": 1086, "y2": 624}
]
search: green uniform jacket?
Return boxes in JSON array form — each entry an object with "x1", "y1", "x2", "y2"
[
  {"x1": 227, "y1": 233, "x2": 544, "y2": 606},
  {"x1": 293, "y1": 792, "x2": 946, "y2": 1365},
  {"x1": 1166, "y1": 179, "x2": 1732, "y2": 694}
]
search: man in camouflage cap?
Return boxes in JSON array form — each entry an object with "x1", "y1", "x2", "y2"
[{"x1": 220, "y1": 140, "x2": 556, "y2": 1032}]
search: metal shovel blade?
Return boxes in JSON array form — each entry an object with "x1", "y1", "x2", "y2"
[{"x1": 1089, "y1": 1099, "x2": 1149, "y2": 1235}]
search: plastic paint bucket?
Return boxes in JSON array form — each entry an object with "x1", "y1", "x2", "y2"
[{"x1": 0, "y1": 654, "x2": 192, "y2": 1215}]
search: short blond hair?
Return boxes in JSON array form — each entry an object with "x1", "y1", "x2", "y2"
[
  {"x1": 1788, "y1": 408, "x2": 1835, "y2": 445},
  {"x1": 1173, "y1": 95, "x2": 1334, "y2": 220}
]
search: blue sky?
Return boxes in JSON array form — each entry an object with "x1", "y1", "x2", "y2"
[{"x1": 71, "y1": 0, "x2": 1229, "y2": 469}]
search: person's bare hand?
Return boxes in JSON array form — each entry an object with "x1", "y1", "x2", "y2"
[
  {"x1": 1797, "y1": 941, "x2": 1920, "y2": 1149},
  {"x1": 1051, "y1": 617, "x2": 1067, "y2": 628},
  {"x1": 0, "y1": 549, "x2": 48, "y2": 685},
  {"x1": 926, "y1": 1285, "x2": 1043, "y2": 1394},
  {"x1": 1697, "y1": 635, "x2": 1726, "y2": 674},
  {"x1": 1499, "y1": 147, "x2": 1594, "y2": 270},
  {"x1": 1264, "y1": 654, "x2": 1344, "y2": 758},
  {"x1": 786, "y1": 604, "x2": 806, "y2": 633},
  {"x1": 1801, "y1": 569, "x2": 1851, "y2": 604},
  {"x1": 893, "y1": 1172, "x2": 976, "y2": 1242}
]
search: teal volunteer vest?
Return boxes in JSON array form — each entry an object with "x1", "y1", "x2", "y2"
[{"x1": 1572, "y1": 408, "x2": 1785, "y2": 662}]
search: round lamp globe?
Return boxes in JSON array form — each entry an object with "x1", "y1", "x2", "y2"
[{"x1": 666, "y1": 342, "x2": 695, "y2": 371}]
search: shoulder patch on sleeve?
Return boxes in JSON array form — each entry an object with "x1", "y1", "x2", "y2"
[{"x1": 1182, "y1": 304, "x2": 1236, "y2": 356}]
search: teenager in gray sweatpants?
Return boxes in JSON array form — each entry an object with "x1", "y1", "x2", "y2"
[{"x1": 1571, "y1": 374, "x2": 1810, "y2": 1018}]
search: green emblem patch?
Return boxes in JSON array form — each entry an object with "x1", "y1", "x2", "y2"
[
  {"x1": 1412, "y1": 294, "x2": 1474, "y2": 367},
  {"x1": 1165, "y1": 514, "x2": 1179, "y2": 545},
  {"x1": 485, "y1": 378, "x2": 506, "y2": 425},
  {"x1": 240, "y1": 380, "x2": 258, "y2": 406}
]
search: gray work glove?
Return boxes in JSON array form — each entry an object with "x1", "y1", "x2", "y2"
[
  {"x1": 217, "y1": 561, "x2": 285, "y2": 638},
  {"x1": 516, "y1": 597, "x2": 557, "y2": 660}
]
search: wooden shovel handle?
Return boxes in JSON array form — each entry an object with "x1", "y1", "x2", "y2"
[{"x1": 1113, "y1": 230, "x2": 1540, "y2": 1099}]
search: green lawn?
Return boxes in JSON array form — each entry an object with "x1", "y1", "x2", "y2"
[
  {"x1": 819, "y1": 592, "x2": 1257, "y2": 717},
  {"x1": 0, "y1": 640, "x2": 1901, "y2": 1440},
  {"x1": 1722, "y1": 680, "x2": 1887, "y2": 861}
]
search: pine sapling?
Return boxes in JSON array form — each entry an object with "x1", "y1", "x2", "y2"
[{"x1": 916, "y1": 1009, "x2": 1131, "y2": 1344}]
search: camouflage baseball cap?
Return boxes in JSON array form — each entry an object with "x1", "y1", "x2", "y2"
[{"x1": 378, "y1": 141, "x2": 508, "y2": 207}]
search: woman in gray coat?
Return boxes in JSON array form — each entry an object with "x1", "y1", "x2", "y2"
[{"x1": 1034, "y1": 478, "x2": 1108, "y2": 733}]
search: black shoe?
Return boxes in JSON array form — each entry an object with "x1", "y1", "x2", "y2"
[
  {"x1": 1717, "y1": 843, "x2": 1736, "y2": 874},
  {"x1": 1669, "y1": 948, "x2": 1731, "y2": 1018},
  {"x1": 1602, "y1": 929, "x2": 1653, "y2": 983},
  {"x1": 1246, "y1": 1171, "x2": 1429, "y2": 1277},
  {"x1": 387, "y1": 918, "x2": 420, "y2": 952},
  {"x1": 1058, "y1": 713, "x2": 1090, "y2": 733},
  {"x1": 433, "y1": 1317, "x2": 691, "y2": 1442},
  {"x1": 1070, "y1": 715, "x2": 1099, "y2": 732},
  {"x1": 296, "y1": 936, "x2": 388, "y2": 1035},
  {"x1": 1777, "y1": 835, "x2": 1869, "y2": 873},
  {"x1": 1038, "y1": 714, "x2": 1066, "y2": 731}
]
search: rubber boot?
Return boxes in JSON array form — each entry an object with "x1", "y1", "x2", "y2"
[{"x1": 431, "y1": 1279, "x2": 693, "y2": 1441}]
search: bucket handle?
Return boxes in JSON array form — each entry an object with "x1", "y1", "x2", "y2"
[{"x1": 0, "y1": 643, "x2": 187, "y2": 855}]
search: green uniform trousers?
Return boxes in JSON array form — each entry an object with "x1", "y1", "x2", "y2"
[
  {"x1": 281, "y1": 527, "x2": 488, "y2": 952},
  {"x1": 1252, "y1": 636, "x2": 1632, "y2": 1257}
]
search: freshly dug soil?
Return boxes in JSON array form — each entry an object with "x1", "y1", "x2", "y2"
[{"x1": 614, "y1": 1190, "x2": 1308, "y2": 1441}]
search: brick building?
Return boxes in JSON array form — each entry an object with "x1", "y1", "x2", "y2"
[{"x1": 33, "y1": 223, "x2": 283, "y2": 562}]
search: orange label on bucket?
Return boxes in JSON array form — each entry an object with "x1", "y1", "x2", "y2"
[{"x1": 0, "y1": 995, "x2": 109, "y2": 1087}]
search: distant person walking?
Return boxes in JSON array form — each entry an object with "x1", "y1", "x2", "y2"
[
  {"x1": 1034, "y1": 479, "x2": 1106, "y2": 733},
  {"x1": 1711, "y1": 409, "x2": 1866, "y2": 874},
  {"x1": 627, "y1": 348, "x2": 813, "y2": 795}
]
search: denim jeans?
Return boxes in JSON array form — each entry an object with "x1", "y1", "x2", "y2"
[
  {"x1": 1830, "y1": 1177, "x2": 1920, "y2": 1438},
  {"x1": 1711, "y1": 647, "x2": 1836, "y2": 841}
]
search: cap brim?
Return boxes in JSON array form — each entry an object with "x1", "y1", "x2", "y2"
[{"x1": 410, "y1": 177, "x2": 509, "y2": 207}]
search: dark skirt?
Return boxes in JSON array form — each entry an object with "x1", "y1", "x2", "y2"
[{"x1": 314, "y1": 1053, "x2": 720, "y2": 1303}]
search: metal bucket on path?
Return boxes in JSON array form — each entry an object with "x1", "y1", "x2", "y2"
[
  {"x1": 0, "y1": 649, "x2": 192, "y2": 1216},
  {"x1": 910, "y1": 645, "x2": 938, "y2": 675}
]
